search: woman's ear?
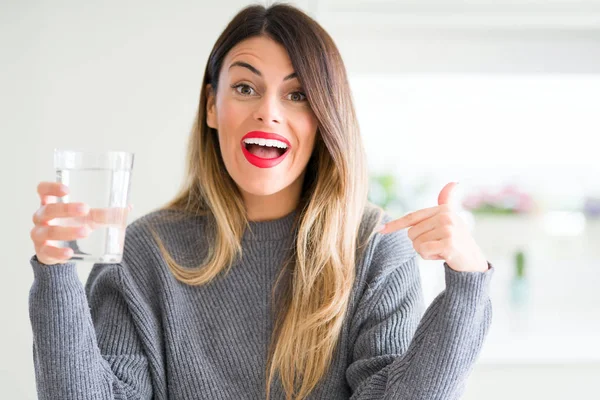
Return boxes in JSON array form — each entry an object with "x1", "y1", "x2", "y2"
[{"x1": 206, "y1": 84, "x2": 218, "y2": 129}]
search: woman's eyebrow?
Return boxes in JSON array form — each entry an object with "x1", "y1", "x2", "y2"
[{"x1": 228, "y1": 61, "x2": 297, "y2": 81}]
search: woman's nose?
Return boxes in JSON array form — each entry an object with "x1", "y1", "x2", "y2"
[{"x1": 253, "y1": 95, "x2": 283, "y2": 124}]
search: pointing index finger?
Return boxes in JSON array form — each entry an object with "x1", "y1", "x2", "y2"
[{"x1": 382, "y1": 205, "x2": 440, "y2": 233}]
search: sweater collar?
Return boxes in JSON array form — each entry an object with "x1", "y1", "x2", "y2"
[{"x1": 242, "y1": 209, "x2": 299, "y2": 241}]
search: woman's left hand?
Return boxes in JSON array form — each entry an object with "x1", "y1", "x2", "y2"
[{"x1": 377, "y1": 182, "x2": 489, "y2": 273}]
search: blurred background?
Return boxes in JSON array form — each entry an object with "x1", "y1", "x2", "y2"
[{"x1": 2, "y1": 0, "x2": 599, "y2": 398}]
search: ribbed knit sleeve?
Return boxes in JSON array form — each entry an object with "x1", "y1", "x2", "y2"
[
  {"x1": 28, "y1": 256, "x2": 155, "y2": 399},
  {"x1": 346, "y1": 231, "x2": 493, "y2": 399}
]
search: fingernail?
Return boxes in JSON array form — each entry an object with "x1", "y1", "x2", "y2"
[{"x1": 375, "y1": 223, "x2": 386, "y2": 233}]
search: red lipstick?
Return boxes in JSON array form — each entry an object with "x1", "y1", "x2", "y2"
[{"x1": 241, "y1": 131, "x2": 291, "y2": 169}]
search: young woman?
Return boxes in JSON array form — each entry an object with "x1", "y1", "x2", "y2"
[{"x1": 29, "y1": 3, "x2": 493, "y2": 399}]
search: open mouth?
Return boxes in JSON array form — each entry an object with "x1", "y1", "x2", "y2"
[
  {"x1": 243, "y1": 143, "x2": 289, "y2": 159},
  {"x1": 240, "y1": 131, "x2": 292, "y2": 168}
]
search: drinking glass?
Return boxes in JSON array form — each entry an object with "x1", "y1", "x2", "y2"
[{"x1": 52, "y1": 148, "x2": 134, "y2": 263}]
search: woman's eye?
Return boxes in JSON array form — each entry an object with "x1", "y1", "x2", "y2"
[
  {"x1": 232, "y1": 84, "x2": 256, "y2": 96},
  {"x1": 288, "y1": 91, "x2": 307, "y2": 102}
]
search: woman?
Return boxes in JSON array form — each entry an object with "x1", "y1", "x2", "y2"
[{"x1": 29, "y1": 3, "x2": 493, "y2": 399}]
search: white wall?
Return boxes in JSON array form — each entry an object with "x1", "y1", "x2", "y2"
[
  {"x1": 2, "y1": 0, "x2": 599, "y2": 398},
  {"x1": 463, "y1": 364, "x2": 600, "y2": 399}
]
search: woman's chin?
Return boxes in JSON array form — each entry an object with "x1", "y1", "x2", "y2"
[{"x1": 236, "y1": 179, "x2": 287, "y2": 198}]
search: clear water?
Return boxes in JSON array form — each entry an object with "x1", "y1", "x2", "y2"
[{"x1": 54, "y1": 168, "x2": 132, "y2": 264}]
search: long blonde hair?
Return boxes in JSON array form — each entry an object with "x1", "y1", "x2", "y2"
[{"x1": 145, "y1": 3, "x2": 382, "y2": 399}]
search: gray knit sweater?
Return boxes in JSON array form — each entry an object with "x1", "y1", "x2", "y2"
[{"x1": 28, "y1": 206, "x2": 494, "y2": 399}]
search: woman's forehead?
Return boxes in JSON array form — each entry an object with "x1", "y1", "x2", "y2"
[{"x1": 225, "y1": 37, "x2": 294, "y2": 75}]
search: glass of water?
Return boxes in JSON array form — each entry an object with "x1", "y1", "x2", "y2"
[{"x1": 53, "y1": 148, "x2": 134, "y2": 263}]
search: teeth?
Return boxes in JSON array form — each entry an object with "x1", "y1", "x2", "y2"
[{"x1": 243, "y1": 138, "x2": 289, "y2": 149}]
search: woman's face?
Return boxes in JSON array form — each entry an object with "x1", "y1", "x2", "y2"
[{"x1": 206, "y1": 36, "x2": 318, "y2": 215}]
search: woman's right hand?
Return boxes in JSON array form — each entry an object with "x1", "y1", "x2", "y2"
[{"x1": 30, "y1": 182, "x2": 92, "y2": 265}]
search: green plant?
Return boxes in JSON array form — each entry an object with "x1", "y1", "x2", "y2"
[{"x1": 368, "y1": 172, "x2": 431, "y2": 214}]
